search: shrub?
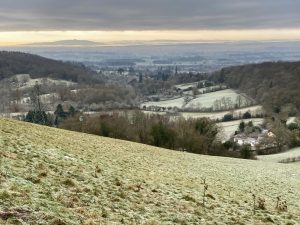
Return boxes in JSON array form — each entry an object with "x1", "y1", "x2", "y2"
[
  {"x1": 25, "y1": 110, "x2": 51, "y2": 126},
  {"x1": 223, "y1": 114, "x2": 234, "y2": 122},
  {"x1": 243, "y1": 112, "x2": 252, "y2": 119},
  {"x1": 258, "y1": 197, "x2": 266, "y2": 210},
  {"x1": 240, "y1": 145, "x2": 252, "y2": 159},
  {"x1": 239, "y1": 121, "x2": 245, "y2": 132}
]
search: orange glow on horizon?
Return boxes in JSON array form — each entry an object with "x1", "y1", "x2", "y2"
[{"x1": 1, "y1": 29, "x2": 300, "y2": 46}]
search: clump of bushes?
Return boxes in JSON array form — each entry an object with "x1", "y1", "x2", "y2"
[{"x1": 60, "y1": 111, "x2": 226, "y2": 156}]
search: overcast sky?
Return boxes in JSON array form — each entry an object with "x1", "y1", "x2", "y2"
[
  {"x1": 0, "y1": 0, "x2": 300, "y2": 31},
  {"x1": 1, "y1": 0, "x2": 300, "y2": 45}
]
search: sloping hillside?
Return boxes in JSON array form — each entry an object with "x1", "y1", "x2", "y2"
[
  {"x1": 212, "y1": 61, "x2": 300, "y2": 114},
  {"x1": 0, "y1": 51, "x2": 100, "y2": 83},
  {"x1": 258, "y1": 147, "x2": 300, "y2": 163},
  {"x1": 0, "y1": 119, "x2": 299, "y2": 224}
]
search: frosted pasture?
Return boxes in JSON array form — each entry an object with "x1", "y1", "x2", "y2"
[
  {"x1": 0, "y1": 118, "x2": 299, "y2": 224},
  {"x1": 18, "y1": 77, "x2": 76, "y2": 90},
  {"x1": 142, "y1": 111, "x2": 167, "y2": 116},
  {"x1": 174, "y1": 82, "x2": 198, "y2": 90},
  {"x1": 258, "y1": 147, "x2": 300, "y2": 163},
  {"x1": 184, "y1": 89, "x2": 245, "y2": 109},
  {"x1": 218, "y1": 118, "x2": 264, "y2": 141},
  {"x1": 141, "y1": 97, "x2": 185, "y2": 108},
  {"x1": 180, "y1": 105, "x2": 263, "y2": 120},
  {"x1": 183, "y1": 85, "x2": 227, "y2": 95}
]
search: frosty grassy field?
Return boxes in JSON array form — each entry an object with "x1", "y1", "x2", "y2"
[
  {"x1": 18, "y1": 77, "x2": 76, "y2": 90},
  {"x1": 174, "y1": 82, "x2": 198, "y2": 90},
  {"x1": 141, "y1": 97, "x2": 185, "y2": 109},
  {"x1": 184, "y1": 89, "x2": 247, "y2": 109},
  {"x1": 141, "y1": 89, "x2": 253, "y2": 111},
  {"x1": 180, "y1": 105, "x2": 263, "y2": 120},
  {"x1": 218, "y1": 119, "x2": 264, "y2": 141},
  {"x1": 183, "y1": 85, "x2": 226, "y2": 95},
  {"x1": 0, "y1": 119, "x2": 299, "y2": 224},
  {"x1": 257, "y1": 147, "x2": 300, "y2": 163}
]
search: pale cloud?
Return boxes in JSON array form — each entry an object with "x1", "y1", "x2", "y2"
[{"x1": 2, "y1": 30, "x2": 300, "y2": 46}]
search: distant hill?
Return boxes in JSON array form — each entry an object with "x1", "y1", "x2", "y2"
[
  {"x1": 212, "y1": 61, "x2": 300, "y2": 115},
  {"x1": 0, "y1": 51, "x2": 101, "y2": 83},
  {"x1": 26, "y1": 39, "x2": 102, "y2": 46},
  {"x1": 0, "y1": 118, "x2": 299, "y2": 224}
]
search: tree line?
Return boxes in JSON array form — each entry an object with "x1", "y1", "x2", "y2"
[
  {"x1": 26, "y1": 103, "x2": 300, "y2": 159},
  {"x1": 57, "y1": 110, "x2": 243, "y2": 158},
  {"x1": 211, "y1": 61, "x2": 300, "y2": 116}
]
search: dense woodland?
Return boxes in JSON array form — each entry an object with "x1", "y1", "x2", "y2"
[
  {"x1": 0, "y1": 51, "x2": 102, "y2": 83},
  {"x1": 212, "y1": 61, "x2": 300, "y2": 116},
  {"x1": 66, "y1": 84, "x2": 138, "y2": 110}
]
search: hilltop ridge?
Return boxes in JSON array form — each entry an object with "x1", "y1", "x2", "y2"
[
  {"x1": 212, "y1": 61, "x2": 300, "y2": 114},
  {"x1": 0, "y1": 51, "x2": 100, "y2": 83},
  {"x1": 26, "y1": 39, "x2": 102, "y2": 46},
  {"x1": 0, "y1": 118, "x2": 299, "y2": 224}
]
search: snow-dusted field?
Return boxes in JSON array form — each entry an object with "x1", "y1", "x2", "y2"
[
  {"x1": 18, "y1": 93, "x2": 60, "y2": 104},
  {"x1": 141, "y1": 97, "x2": 185, "y2": 108},
  {"x1": 17, "y1": 77, "x2": 76, "y2": 90},
  {"x1": 0, "y1": 111, "x2": 55, "y2": 119},
  {"x1": 175, "y1": 82, "x2": 198, "y2": 90},
  {"x1": 183, "y1": 85, "x2": 221, "y2": 94},
  {"x1": 141, "y1": 105, "x2": 264, "y2": 125},
  {"x1": 180, "y1": 105, "x2": 263, "y2": 120},
  {"x1": 141, "y1": 89, "x2": 254, "y2": 111},
  {"x1": 184, "y1": 89, "x2": 248, "y2": 109},
  {"x1": 258, "y1": 147, "x2": 300, "y2": 164},
  {"x1": 142, "y1": 111, "x2": 167, "y2": 116},
  {"x1": 1, "y1": 118, "x2": 299, "y2": 224},
  {"x1": 218, "y1": 118, "x2": 264, "y2": 141}
]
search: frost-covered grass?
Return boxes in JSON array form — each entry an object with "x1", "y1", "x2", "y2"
[
  {"x1": 184, "y1": 89, "x2": 247, "y2": 109},
  {"x1": 141, "y1": 89, "x2": 254, "y2": 111},
  {"x1": 174, "y1": 82, "x2": 198, "y2": 90},
  {"x1": 141, "y1": 111, "x2": 167, "y2": 116},
  {"x1": 0, "y1": 119, "x2": 299, "y2": 224},
  {"x1": 180, "y1": 105, "x2": 263, "y2": 120},
  {"x1": 183, "y1": 85, "x2": 227, "y2": 95},
  {"x1": 217, "y1": 119, "x2": 264, "y2": 141},
  {"x1": 258, "y1": 147, "x2": 300, "y2": 164},
  {"x1": 19, "y1": 93, "x2": 59, "y2": 105},
  {"x1": 18, "y1": 77, "x2": 76, "y2": 90},
  {"x1": 141, "y1": 97, "x2": 185, "y2": 108}
]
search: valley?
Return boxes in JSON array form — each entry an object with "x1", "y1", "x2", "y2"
[
  {"x1": 1, "y1": 51, "x2": 299, "y2": 160},
  {"x1": 1, "y1": 1, "x2": 300, "y2": 224}
]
